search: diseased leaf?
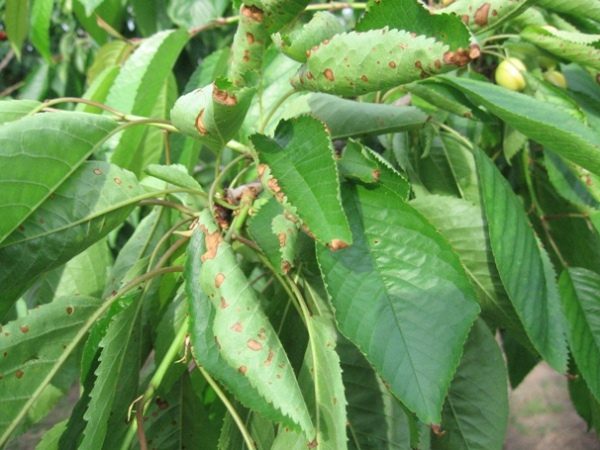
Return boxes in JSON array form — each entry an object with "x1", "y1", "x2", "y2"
[
  {"x1": 522, "y1": 26, "x2": 600, "y2": 71},
  {"x1": 273, "y1": 12, "x2": 344, "y2": 63},
  {"x1": 0, "y1": 112, "x2": 118, "y2": 246},
  {"x1": 291, "y1": 29, "x2": 477, "y2": 96},
  {"x1": 559, "y1": 268, "x2": 600, "y2": 402},
  {"x1": 475, "y1": 149, "x2": 568, "y2": 372},
  {"x1": 0, "y1": 296, "x2": 102, "y2": 447},
  {"x1": 80, "y1": 0, "x2": 108, "y2": 16},
  {"x1": 339, "y1": 140, "x2": 380, "y2": 184},
  {"x1": 167, "y1": 0, "x2": 229, "y2": 29},
  {"x1": 145, "y1": 164, "x2": 204, "y2": 192},
  {"x1": 171, "y1": 81, "x2": 255, "y2": 152},
  {"x1": 440, "y1": 76, "x2": 600, "y2": 178},
  {"x1": 244, "y1": 0, "x2": 310, "y2": 33},
  {"x1": 252, "y1": 116, "x2": 352, "y2": 248},
  {"x1": 537, "y1": 0, "x2": 600, "y2": 23},
  {"x1": 431, "y1": 320, "x2": 508, "y2": 450},
  {"x1": 271, "y1": 213, "x2": 299, "y2": 274},
  {"x1": 318, "y1": 181, "x2": 480, "y2": 424},
  {"x1": 186, "y1": 212, "x2": 315, "y2": 437},
  {"x1": 357, "y1": 0, "x2": 470, "y2": 50},
  {"x1": 437, "y1": 0, "x2": 533, "y2": 33},
  {"x1": 0, "y1": 161, "x2": 145, "y2": 313}
]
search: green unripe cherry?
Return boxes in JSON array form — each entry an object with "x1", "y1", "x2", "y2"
[
  {"x1": 543, "y1": 69, "x2": 568, "y2": 88},
  {"x1": 495, "y1": 58, "x2": 527, "y2": 91}
]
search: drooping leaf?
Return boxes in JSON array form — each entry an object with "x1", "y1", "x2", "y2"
[
  {"x1": 318, "y1": 181, "x2": 480, "y2": 424},
  {"x1": 356, "y1": 0, "x2": 470, "y2": 50},
  {"x1": 247, "y1": 195, "x2": 286, "y2": 271},
  {"x1": 170, "y1": 80, "x2": 255, "y2": 151},
  {"x1": 474, "y1": 149, "x2": 568, "y2": 372},
  {"x1": 338, "y1": 337, "x2": 412, "y2": 450},
  {"x1": 568, "y1": 364, "x2": 600, "y2": 435},
  {"x1": 0, "y1": 99, "x2": 41, "y2": 125},
  {"x1": 76, "y1": 67, "x2": 121, "y2": 115},
  {"x1": 291, "y1": 29, "x2": 477, "y2": 96},
  {"x1": 440, "y1": 76, "x2": 600, "y2": 178},
  {"x1": 0, "y1": 112, "x2": 118, "y2": 246},
  {"x1": 545, "y1": 151, "x2": 599, "y2": 210},
  {"x1": 431, "y1": 320, "x2": 508, "y2": 450},
  {"x1": 72, "y1": 0, "x2": 125, "y2": 45},
  {"x1": 252, "y1": 116, "x2": 352, "y2": 249},
  {"x1": 437, "y1": 0, "x2": 533, "y2": 33},
  {"x1": 522, "y1": 26, "x2": 600, "y2": 71},
  {"x1": 167, "y1": 0, "x2": 229, "y2": 29},
  {"x1": 145, "y1": 164, "x2": 204, "y2": 192},
  {"x1": 0, "y1": 295, "x2": 103, "y2": 447},
  {"x1": 105, "y1": 29, "x2": 188, "y2": 173},
  {"x1": 30, "y1": 0, "x2": 54, "y2": 61},
  {"x1": 0, "y1": 161, "x2": 145, "y2": 313},
  {"x1": 271, "y1": 315, "x2": 347, "y2": 450},
  {"x1": 186, "y1": 212, "x2": 315, "y2": 438},
  {"x1": 410, "y1": 194, "x2": 524, "y2": 339},
  {"x1": 537, "y1": 0, "x2": 600, "y2": 23},
  {"x1": 282, "y1": 93, "x2": 428, "y2": 139},
  {"x1": 338, "y1": 140, "x2": 381, "y2": 184},
  {"x1": 79, "y1": 293, "x2": 143, "y2": 450},
  {"x1": 5, "y1": 0, "x2": 29, "y2": 58},
  {"x1": 273, "y1": 12, "x2": 344, "y2": 62},
  {"x1": 559, "y1": 268, "x2": 600, "y2": 402}
]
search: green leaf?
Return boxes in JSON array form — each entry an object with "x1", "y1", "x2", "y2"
[
  {"x1": 559, "y1": 268, "x2": 600, "y2": 402},
  {"x1": 410, "y1": 194, "x2": 524, "y2": 338},
  {"x1": 356, "y1": 0, "x2": 470, "y2": 50},
  {"x1": 79, "y1": 294, "x2": 143, "y2": 450},
  {"x1": 405, "y1": 82, "x2": 478, "y2": 119},
  {"x1": 291, "y1": 29, "x2": 476, "y2": 96},
  {"x1": 251, "y1": 116, "x2": 352, "y2": 249},
  {"x1": 0, "y1": 111, "x2": 118, "y2": 246},
  {"x1": 431, "y1": 320, "x2": 508, "y2": 450},
  {"x1": 273, "y1": 12, "x2": 344, "y2": 62},
  {"x1": 537, "y1": 0, "x2": 600, "y2": 23},
  {"x1": 568, "y1": 365, "x2": 600, "y2": 435},
  {"x1": 5, "y1": 0, "x2": 30, "y2": 58},
  {"x1": 545, "y1": 151, "x2": 599, "y2": 210},
  {"x1": 522, "y1": 26, "x2": 600, "y2": 71},
  {"x1": 0, "y1": 295, "x2": 102, "y2": 446},
  {"x1": 318, "y1": 182, "x2": 480, "y2": 424},
  {"x1": 105, "y1": 29, "x2": 188, "y2": 170},
  {"x1": 167, "y1": 0, "x2": 229, "y2": 29},
  {"x1": 145, "y1": 164, "x2": 204, "y2": 192},
  {"x1": 440, "y1": 76, "x2": 600, "y2": 178},
  {"x1": 72, "y1": 0, "x2": 125, "y2": 45},
  {"x1": 76, "y1": 67, "x2": 120, "y2": 115},
  {"x1": 170, "y1": 81, "x2": 255, "y2": 152},
  {"x1": 271, "y1": 316, "x2": 347, "y2": 450},
  {"x1": 283, "y1": 93, "x2": 428, "y2": 139},
  {"x1": 80, "y1": 0, "x2": 107, "y2": 16},
  {"x1": 248, "y1": 195, "x2": 286, "y2": 272},
  {"x1": 36, "y1": 419, "x2": 68, "y2": 450},
  {"x1": 338, "y1": 140, "x2": 381, "y2": 184},
  {"x1": 0, "y1": 99, "x2": 41, "y2": 125},
  {"x1": 271, "y1": 213, "x2": 299, "y2": 274},
  {"x1": 474, "y1": 149, "x2": 568, "y2": 372},
  {"x1": 0, "y1": 161, "x2": 144, "y2": 313},
  {"x1": 186, "y1": 212, "x2": 315, "y2": 437},
  {"x1": 338, "y1": 337, "x2": 412, "y2": 450},
  {"x1": 244, "y1": 0, "x2": 310, "y2": 33},
  {"x1": 86, "y1": 40, "x2": 133, "y2": 85},
  {"x1": 30, "y1": 0, "x2": 54, "y2": 61},
  {"x1": 438, "y1": 0, "x2": 532, "y2": 33}
]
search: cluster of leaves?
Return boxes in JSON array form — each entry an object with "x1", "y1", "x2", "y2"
[{"x1": 1, "y1": 0, "x2": 600, "y2": 449}]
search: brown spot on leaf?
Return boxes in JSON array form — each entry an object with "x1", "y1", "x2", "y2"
[
  {"x1": 156, "y1": 397, "x2": 169, "y2": 410},
  {"x1": 200, "y1": 226, "x2": 222, "y2": 262},
  {"x1": 372, "y1": 169, "x2": 380, "y2": 182},
  {"x1": 257, "y1": 328, "x2": 266, "y2": 340},
  {"x1": 308, "y1": 439, "x2": 318, "y2": 449},
  {"x1": 474, "y1": 3, "x2": 491, "y2": 26},
  {"x1": 323, "y1": 68, "x2": 335, "y2": 81},
  {"x1": 306, "y1": 71, "x2": 314, "y2": 80},
  {"x1": 243, "y1": 50, "x2": 250, "y2": 62},
  {"x1": 3, "y1": 352, "x2": 7, "y2": 358},
  {"x1": 113, "y1": 177, "x2": 122, "y2": 185},
  {"x1": 434, "y1": 59, "x2": 442, "y2": 70},
  {"x1": 333, "y1": 396, "x2": 337, "y2": 405},
  {"x1": 20, "y1": 326, "x2": 29, "y2": 334},
  {"x1": 461, "y1": 14, "x2": 469, "y2": 25},
  {"x1": 431, "y1": 424, "x2": 446, "y2": 437},
  {"x1": 246, "y1": 32, "x2": 255, "y2": 44},
  {"x1": 15, "y1": 370, "x2": 24, "y2": 379},
  {"x1": 220, "y1": 297, "x2": 229, "y2": 309},
  {"x1": 66, "y1": 306, "x2": 74, "y2": 315},
  {"x1": 360, "y1": 75, "x2": 369, "y2": 83},
  {"x1": 215, "y1": 273, "x2": 225, "y2": 288},
  {"x1": 264, "y1": 350, "x2": 274, "y2": 366},
  {"x1": 257, "y1": 164, "x2": 268, "y2": 178},
  {"x1": 93, "y1": 168, "x2": 102, "y2": 175},
  {"x1": 267, "y1": 177, "x2": 281, "y2": 193},
  {"x1": 231, "y1": 322, "x2": 243, "y2": 333},
  {"x1": 469, "y1": 44, "x2": 481, "y2": 60},
  {"x1": 247, "y1": 339, "x2": 263, "y2": 351},
  {"x1": 196, "y1": 109, "x2": 208, "y2": 135},
  {"x1": 213, "y1": 86, "x2": 237, "y2": 106},
  {"x1": 281, "y1": 261, "x2": 291, "y2": 273},
  {"x1": 238, "y1": 365, "x2": 248, "y2": 375},
  {"x1": 278, "y1": 232, "x2": 287, "y2": 247},
  {"x1": 388, "y1": 61, "x2": 397, "y2": 69},
  {"x1": 328, "y1": 239, "x2": 349, "y2": 251},
  {"x1": 241, "y1": 5, "x2": 264, "y2": 22}
]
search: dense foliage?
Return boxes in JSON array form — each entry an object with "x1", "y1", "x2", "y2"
[{"x1": 1, "y1": 0, "x2": 600, "y2": 449}]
